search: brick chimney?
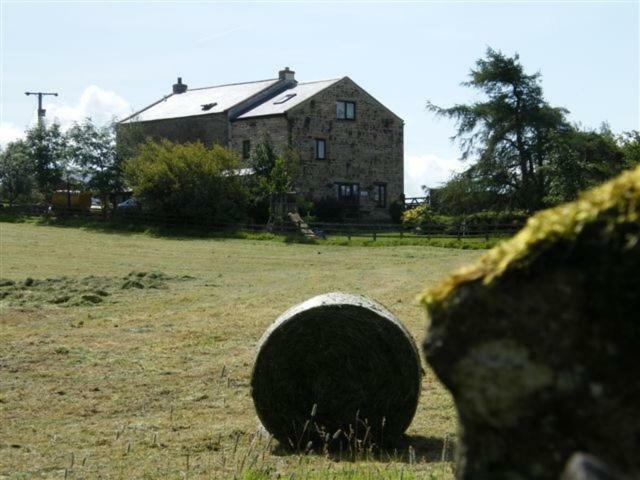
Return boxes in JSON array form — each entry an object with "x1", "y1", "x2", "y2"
[
  {"x1": 278, "y1": 67, "x2": 296, "y2": 83},
  {"x1": 172, "y1": 77, "x2": 188, "y2": 94}
]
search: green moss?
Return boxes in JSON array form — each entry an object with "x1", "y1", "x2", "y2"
[{"x1": 420, "y1": 165, "x2": 640, "y2": 309}]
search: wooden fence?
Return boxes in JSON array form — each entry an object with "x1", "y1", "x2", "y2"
[{"x1": 0, "y1": 205, "x2": 525, "y2": 242}]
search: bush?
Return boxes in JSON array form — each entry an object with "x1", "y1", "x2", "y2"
[
  {"x1": 403, "y1": 205, "x2": 527, "y2": 235},
  {"x1": 296, "y1": 197, "x2": 315, "y2": 221},
  {"x1": 124, "y1": 140, "x2": 249, "y2": 224},
  {"x1": 388, "y1": 200, "x2": 404, "y2": 224},
  {"x1": 313, "y1": 197, "x2": 345, "y2": 222}
]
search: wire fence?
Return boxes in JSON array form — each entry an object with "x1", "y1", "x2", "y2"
[{"x1": 0, "y1": 204, "x2": 526, "y2": 242}]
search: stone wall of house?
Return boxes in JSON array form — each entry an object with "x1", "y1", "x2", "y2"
[
  {"x1": 122, "y1": 77, "x2": 404, "y2": 221},
  {"x1": 230, "y1": 78, "x2": 404, "y2": 221},
  {"x1": 229, "y1": 116, "x2": 290, "y2": 160},
  {"x1": 121, "y1": 113, "x2": 229, "y2": 147},
  {"x1": 288, "y1": 79, "x2": 403, "y2": 221}
]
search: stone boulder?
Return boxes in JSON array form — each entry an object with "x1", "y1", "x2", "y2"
[{"x1": 420, "y1": 166, "x2": 640, "y2": 479}]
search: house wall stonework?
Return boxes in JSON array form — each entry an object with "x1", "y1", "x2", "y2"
[
  {"x1": 126, "y1": 113, "x2": 229, "y2": 147},
  {"x1": 287, "y1": 78, "x2": 403, "y2": 220},
  {"x1": 121, "y1": 76, "x2": 404, "y2": 221},
  {"x1": 229, "y1": 78, "x2": 404, "y2": 220},
  {"x1": 229, "y1": 117, "x2": 290, "y2": 156}
]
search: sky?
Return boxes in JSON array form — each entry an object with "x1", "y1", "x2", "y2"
[{"x1": 1, "y1": 1, "x2": 638, "y2": 196}]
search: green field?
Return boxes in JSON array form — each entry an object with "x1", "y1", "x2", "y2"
[{"x1": 0, "y1": 222, "x2": 482, "y2": 479}]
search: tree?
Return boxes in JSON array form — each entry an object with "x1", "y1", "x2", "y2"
[
  {"x1": 618, "y1": 130, "x2": 640, "y2": 168},
  {"x1": 66, "y1": 119, "x2": 120, "y2": 209},
  {"x1": 433, "y1": 168, "x2": 511, "y2": 215},
  {"x1": 428, "y1": 47, "x2": 569, "y2": 212},
  {"x1": 124, "y1": 139, "x2": 249, "y2": 224},
  {"x1": 24, "y1": 122, "x2": 66, "y2": 199},
  {"x1": 0, "y1": 141, "x2": 36, "y2": 206},
  {"x1": 544, "y1": 124, "x2": 626, "y2": 204},
  {"x1": 248, "y1": 135, "x2": 299, "y2": 224}
]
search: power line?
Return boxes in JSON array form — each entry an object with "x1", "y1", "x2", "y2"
[{"x1": 24, "y1": 91, "x2": 58, "y2": 126}]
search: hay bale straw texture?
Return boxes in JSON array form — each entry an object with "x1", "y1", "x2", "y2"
[
  {"x1": 421, "y1": 165, "x2": 640, "y2": 479},
  {"x1": 251, "y1": 292, "x2": 421, "y2": 448}
]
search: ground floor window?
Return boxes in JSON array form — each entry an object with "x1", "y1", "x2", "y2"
[
  {"x1": 242, "y1": 140, "x2": 251, "y2": 159},
  {"x1": 337, "y1": 183, "x2": 359, "y2": 203},
  {"x1": 373, "y1": 182, "x2": 387, "y2": 208}
]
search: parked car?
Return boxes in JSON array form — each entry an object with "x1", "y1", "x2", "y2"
[
  {"x1": 90, "y1": 198, "x2": 102, "y2": 212},
  {"x1": 116, "y1": 198, "x2": 140, "y2": 210}
]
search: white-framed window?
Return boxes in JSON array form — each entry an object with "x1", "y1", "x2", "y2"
[
  {"x1": 373, "y1": 183, "x2": 387, "y2": 208},
  {"x1": 315, "y1": 138, "x2": 326, "y2": 160},
  {"x1": 337, "y1": 183, "x2": 360, "y2": 203},
  {"x1": 336, "y1": 101, "x2": 356, "y2": 120}
]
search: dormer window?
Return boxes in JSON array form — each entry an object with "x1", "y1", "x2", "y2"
[
  {"x1": 274, "y1": 93, "x2": 297, "y2": 105},
  {"x1": 201, "y1": 102, "x2": 217, "y2": 111},
  {"x1": 336, "y1": 101, "x2": 356, "y2": 120}
]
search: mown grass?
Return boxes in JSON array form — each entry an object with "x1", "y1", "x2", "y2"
[{"x1": 0, "y1": 221, "x2": 482, "y2": 479}]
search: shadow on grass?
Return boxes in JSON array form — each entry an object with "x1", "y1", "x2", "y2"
[
  {"x1": 1, "y1": 214, "x2": 499, "y2": 249},
  {"x1": 271, "y1": 434, "x2": 454, "y2": 464},
  {"x1": 0, "y1": 214, "x2": 312, "y2": 243}
]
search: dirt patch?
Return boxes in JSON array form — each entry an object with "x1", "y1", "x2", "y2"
[{"x1": 0, "y1": 271, "x2": 193, "y2": 309}]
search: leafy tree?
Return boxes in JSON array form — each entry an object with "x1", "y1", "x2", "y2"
[
  {"x1": 124, "y1": 139, "x2": 249, "y2": 224},
  {"x1": 250, "y1": 134, "x2": 279, "y2": 178},
  {"x1": 24, "y1": 122, "x2": 66, "y2": 198},
  {"x1": 428, "y1": 47, "x2": 569, "y2": 212},
  {"x1": 0, "y1": 140, "x2": 37, "y2": 205},
  {"x1": 432, "y1": 168, "x2": 513, "y2": 215},
  {"x1": 66, "y1": 119, "x2": 119, "y2": 209},
  {"x1": 545, "y1": 124, "x2": 626, "y2": 204},
  {"x1": 618, "y1": 130, "x2": 640, "y2": 168},
  {"x1": 249, "y1": 135, "x2": 299, "y2": 224}
]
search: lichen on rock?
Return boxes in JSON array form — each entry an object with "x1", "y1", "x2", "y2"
[{"x1": 420, "y1": 165, "x2": 640, "y2": 479}]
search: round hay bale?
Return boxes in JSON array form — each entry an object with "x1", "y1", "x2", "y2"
[{"x1": 251, "y1": 292, "x2": 422, "y2": 448}]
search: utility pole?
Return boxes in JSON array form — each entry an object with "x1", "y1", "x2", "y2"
[{"x1": 24, "y1": 91, "x2": 58, "y2": 126}]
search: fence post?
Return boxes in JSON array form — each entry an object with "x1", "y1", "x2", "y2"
[{"x1": 373, "y1": 230, "x2": 377, "y2": 242}]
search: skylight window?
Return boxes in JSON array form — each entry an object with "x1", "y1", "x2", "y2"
[
  {"x1": 273, "y1": 93, "x2": 297, "y2": 105},
  {"x1": 201, "y1": 102, "x2": 217, "y2": 111}
]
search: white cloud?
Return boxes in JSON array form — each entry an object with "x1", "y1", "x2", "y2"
[
  {"x1": 1, "y1": 86, "x2": 130, "y2": 148},
  {"x1": 45, "y1": 85, "x2": 131, "y2": 128},
  {"x1": 404, "y1": 153, "x2": 466, "y2": 197},
  {"x1": 0, "y1": 122, "x2": 25, "y2": 148}
]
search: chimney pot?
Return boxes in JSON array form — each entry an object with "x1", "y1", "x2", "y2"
[{"x1": 173, "y1": 77, "x2": 188, "y2": 94}]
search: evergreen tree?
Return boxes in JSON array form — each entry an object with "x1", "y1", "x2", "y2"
[{"x1": 428, "y1": 47, "x2": 568, "y2": 211}]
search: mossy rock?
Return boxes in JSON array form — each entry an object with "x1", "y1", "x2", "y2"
[{"x1": 420, "y1": 166, "x2": 640, "y2": 479}]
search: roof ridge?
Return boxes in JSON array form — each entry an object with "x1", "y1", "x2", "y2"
[
  {"x1": 296, "y1": 78, "x2": 343, "y2": 86},
  {"x1": 118, "y1": 93, "x2": 175, "y2": 123},
  {"x1": 187, "y1": 77, "x2": 278, "y2": 91}
]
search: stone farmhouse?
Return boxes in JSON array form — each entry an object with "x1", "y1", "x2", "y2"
[{"x1": 119, "y1": 68, "x2": 404, "y2": 220}]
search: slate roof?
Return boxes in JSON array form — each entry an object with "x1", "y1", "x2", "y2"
[
  {"x1": 236, "y1": 78, "x2": 342, "y2": 119},
  {"x1": 121, "y1": 78, "x2": 280, "y2": 122}
]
